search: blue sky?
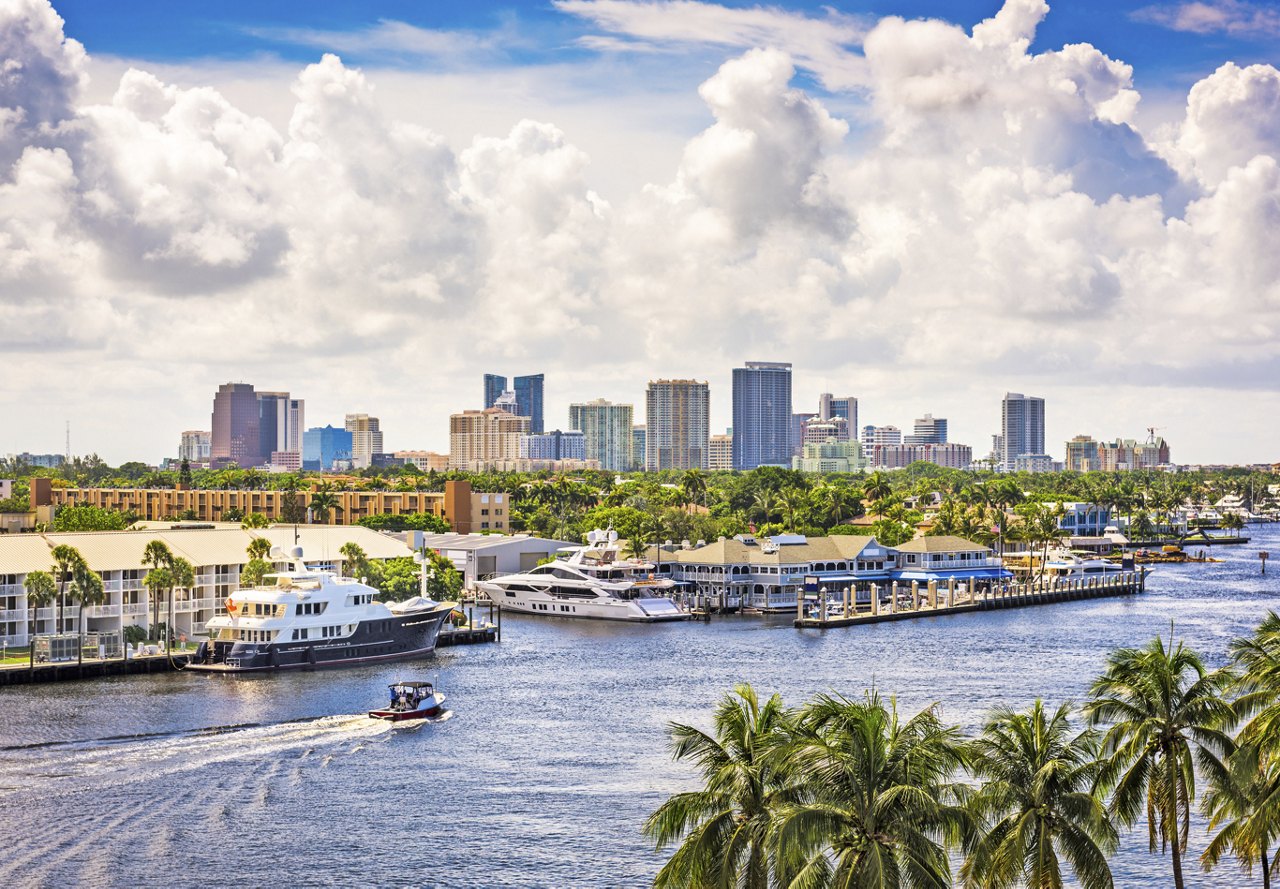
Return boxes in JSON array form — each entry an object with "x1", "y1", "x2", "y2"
[
  {"x1": 4, "y1": 0, "x2": 1280, "y2": 463},
  {"x1": 51, "y1": 0, "x2": 1278, "y2": 93}
]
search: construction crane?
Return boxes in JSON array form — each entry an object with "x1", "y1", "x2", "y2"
[{"x1": 1146, "y1": 426, "x2": 1164, "y2": 445}]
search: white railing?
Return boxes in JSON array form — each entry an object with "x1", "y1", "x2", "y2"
[
  {"x1": 0, "y1": 584, "x2": 25, "y2": 596},
  {"x1": 123, "y1": 603, "x2": 149, "y2": 616},
  {"x1": 83, "y1": 605, "x2": 122, "y2": 618},
  {"x1": 0, "y1": 608, "x2": 27, "y2": 622}
]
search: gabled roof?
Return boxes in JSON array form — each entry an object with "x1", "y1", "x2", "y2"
[
  {"x1": 894, "y1": 535, "x2": 990, "y2": 554},
  {"x1": 0, "y1": 535, "x2": 57, "y2": 574},
  {"x1": 651, "y1": 535, "x2": 887, "y2": 566}
]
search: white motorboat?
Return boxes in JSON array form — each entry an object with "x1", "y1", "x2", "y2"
[{"x1": 479, "y1": 529, "x2": 688, "y2": 622}]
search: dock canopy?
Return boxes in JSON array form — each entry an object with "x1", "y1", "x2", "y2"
[{"x1": 894, "y1": 567, "x2": 1013, "y2": 581}]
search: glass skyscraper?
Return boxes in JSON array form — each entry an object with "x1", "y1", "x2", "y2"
[
  {"x1": 514, "y1": 374, "x2": 544, "y2": 433},
  {"x1": 1000, "y1": 392, "x2": 1046, "y2": 470},
  {"x1": 731, "y1": 362, "x2": 793, "y2": 470}
]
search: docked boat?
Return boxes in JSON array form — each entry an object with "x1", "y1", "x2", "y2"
[
  {"x1": 369, "y1": 681, "x2": 446, "y2": 721},
  {"x1": 189, "y1": 547, "x2": 455, "y2": 673},
  {"x1": 479, "y1": 529, "x2": 688, "y2": 622},
  {"x1": 1042, "y1": 553, "x2": 1128, "y2": 579}
]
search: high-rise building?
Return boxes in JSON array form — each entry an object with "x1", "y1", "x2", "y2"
[
  {"x1": 178, "y1": 431, "x2": 211, "y2": 463},
  {"x1": 568, "y1": 398, "x2": 635, "y2": 471},
  {"x1": 708, "y1": 433, "x2": 733, "y2": 471},
  {"x1": 732, "y1": 362, "x2": 792, "y2": 470},
  {"x1": 793, "y1": 438, "x2": 866, "y2": 473},
  {"x1": 1065, "y1": 435, "x2": 1100, "y2": 472},
  {"x1": 906, "y1": 414, "x2": 948, "y2": 445},
  {"x1": 514, "y1": 374, "x2": 545, "y2": 433},
  {"x1": 519, "y1": 430, "x2": 586, "y2": 461},
  {"x1": 449, "y1": 408, "x2": 530, "y2": 470},
  {"x1": 791, "y1": 412, "x2": 818, "y2": 455},
  {"x1": 287, "y1": 399, "x2": 305, "y2": 452},
  {"x1": 302, "y1": 425, "x2": 353, "y2": 471},
  {"x1": 211, "y1": 383, "x2": 263, "y2": 468},
  {"x1": 632, "y1": 425, "x2": 647, "y2": 471},
  {"x1": 817, "y1": 394, "x2": 857, "y2": 439},
  {"x1": 871, "y1": 425, "x2": 903, "y2": 447},
  {"x1": 483, "y1": 374, "x2": 507, "y2": 410},
  {"x1": 344, "y1": 414, "x2": 383, "y2": 470},
  {"x1": 1000, "y1": 392, "x2": 1046, "y2": 471},
  {"x1": 645, "y1": 380, "x2": 709, "y2": 471}
]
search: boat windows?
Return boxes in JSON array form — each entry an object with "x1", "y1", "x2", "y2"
[{"x1": 297, "y1": 602, "x2": 328, "y2": 616}]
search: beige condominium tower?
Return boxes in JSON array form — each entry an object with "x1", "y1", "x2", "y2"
[{"x1": 645, "y1": 379, "x2": 709, "y2": 471}]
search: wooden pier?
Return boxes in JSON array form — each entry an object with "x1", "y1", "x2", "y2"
[{"x1": 793, "y1": 570, "x2": 1147, "y2": 629}]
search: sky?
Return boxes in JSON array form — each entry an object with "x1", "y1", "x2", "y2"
[{"x1": 1, "y1": 0, "x2": 1278, "y2": 465}]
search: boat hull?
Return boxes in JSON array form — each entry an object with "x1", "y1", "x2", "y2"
[
  {"x1": 370, "y1": 693, "x2": 446, "y2": 721},
  {"x1": 481, "y1": 585, "x2": 687, "y2": 622},
  {"x1": 189, "y1": 603, "x2": 454, "y2": 674}
]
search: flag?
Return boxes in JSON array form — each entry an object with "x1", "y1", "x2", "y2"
[
  {"x1": 226, "y1": 597, "x2": 238, "y2": 617},
  {"x1": 992, "y1": 524, "x2": 1001, "y2": 534}
]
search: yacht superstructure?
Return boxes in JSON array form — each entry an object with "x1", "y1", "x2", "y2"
[
  {"x1": 479, "y1": 529, "x2": 687, "y2": 622},
  {"x1": 189, "y1": 546, "x2": 454, "y2": 673}
]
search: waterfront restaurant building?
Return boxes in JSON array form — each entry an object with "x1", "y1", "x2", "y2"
[{"x1": 650, "y1": 533, "x2": 1009, "y2": 612}]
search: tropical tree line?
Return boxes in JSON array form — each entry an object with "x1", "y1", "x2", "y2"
[{"x1": 648, "y1": 619, "x2": 1280, "y2": 889}]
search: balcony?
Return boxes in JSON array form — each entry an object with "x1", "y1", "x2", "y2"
[
  {"x1": 83, "y1": 605, "x2": 122, "y2": 619},
  {"x1": 0, "y1": 608, "x2": 27, "y2": 623}
]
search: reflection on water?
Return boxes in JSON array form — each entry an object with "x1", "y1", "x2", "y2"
[{"x1": 0, "y1": 525, "x2": 1276, "y2": 888}]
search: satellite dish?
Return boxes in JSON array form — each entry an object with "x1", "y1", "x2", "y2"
[
  {"x1": 290, "y1": 546, "x2": 304, "y2": 559},
  {"x1": 608, "y1": 529, "x2": 619, "y2": 543},
  {"x1": 269, "y1": 546, "x2": 285, "y2": 560},
  {"x1": 587, "y1": 530, "x2": 598, "y2": 544}
]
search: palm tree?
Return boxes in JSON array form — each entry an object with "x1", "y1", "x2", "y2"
[
  {"x1": 72, "y1": 565, "x2": 106, "y2": 656},
  {"x1": 142, "y1": 567, "x2": 174, "y2": 641},
  {"x1": 681, "y1": 469, "x2": 708, "y2": 514},
  {"x1": 340, "y1": 542, "x2": 369, "y2": 579},
  {"x1": 241, "y1": 512, "x2": 270, "y2": 529},
  {"x1": 167, "y1": 557, "x2": 194, "y2": 645},
  {"x1": 963, "y1": 700, "x2": 1117, "y2": 889},
  {"x1": 247, "y1": 537, "x2": 272, "y2": 562},
  {"x1": 777, "y1": 488, "x2": 808, "y2": 532},
  {"x1": 751, "y1": 490, "x2": 778, "y2": 527},
  {"x1": 1200, "y1": 740, "x2": 1280, "y2": 888},
  {"x1": 864, "y1": 471, "x2": 892, "y2": 505},
  {"x1": 644, "y1": 683, "x2": 794, "y2": 889},
  {"x1": 309, "y1": 482, "x2": 342, "y2": 524},
  {"x1": 50, "y1": 544, "x2": 86, "y2": 635},
  {"x1": 773, "y1": 690, "x2": 973, "y2": 888},
  {"x1": 22, "y1": 570, "x2": 56, "y2": 645},
  {"x1": 1084, "y1": 631, "x2": 1236, "y2": 889},
  {"x1": 142, "y1": 539, "x2": 175, "y2": 637}
]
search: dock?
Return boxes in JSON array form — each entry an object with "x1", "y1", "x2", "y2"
[
  {"x1": 794, "y1": 570, "x2": 1147, "y2": 629},
  {"x1": 0, "y1": 651, "x2": 195, "y2": 686}
]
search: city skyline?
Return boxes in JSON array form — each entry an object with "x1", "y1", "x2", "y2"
[{"x1": 2, "y1": 0, "x2": 1278, "y2": 465}]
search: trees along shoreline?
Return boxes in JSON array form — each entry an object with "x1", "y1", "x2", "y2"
[{"x1": 648, "y1": 615, "x2": 1280, "y2": 889}]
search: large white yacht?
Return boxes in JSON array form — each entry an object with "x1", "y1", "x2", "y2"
[
  {"x1": 479, "y1": 529, "x2": 688, "y2": 622},
  {"x1": 189, "y1": 546, "x2": 455, "y2": 673}
]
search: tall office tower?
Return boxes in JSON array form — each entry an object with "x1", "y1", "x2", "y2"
[
  {"x1": 906, "y1": 413, "x2": 948, "y2": 445},
  {"x1": 514, "y1": 374, "x2": 545, "y2": 433},
  {"x1": 817, "y1": 393, "x2": 858, "y2": 439},
  {"x1": 256, "y1": 391, "x2": 293, "y2": 459},
  {"x1": 344, "y1": 413, "x2": 384, "y2": 469},
  {"x1": 302, "y1": 425, "x2": 354, "y2": 471},
  {"x1": 1000, "y1": 392, "x2": 1046, "y2": 470},
  {"x1": 483, "y1": 374, "x2": 507, "y2": 410},
  {"x1": 287, "y1": 399, "x2": 305, "y2": 452},
  {"x1": 645, "y1": 380, "x2": 710, "y2": 471},
  {"x1": 178, "y1": 431, "x2": 211, "y2": 462},
  {"x1": 568, "y1": 398, "x2": 635, "y2": 471},
  {"x1": 449, "y1": 408, "x2": 530, "y2": 469},
  {"x1": 732, "y1": 362, "x2": 792, "y2": 470},
  {"x1": 632, "y1": 425, "x2": 647, "y2": 470},
  {"x1": 211, "y1": 383, "x2": 262, "y2": 468}
]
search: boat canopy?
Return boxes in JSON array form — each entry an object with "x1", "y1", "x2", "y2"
[
  {"x1": 893, "y1": 567, "x2": 1013, "y2": 581},
  {"x1": 389, "y1": 681, "x2": 434, "y2": 690}
]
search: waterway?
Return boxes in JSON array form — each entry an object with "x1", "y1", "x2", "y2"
[{"x1": 0, "y1": 525, "x2": 1276, "y2": 888}]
